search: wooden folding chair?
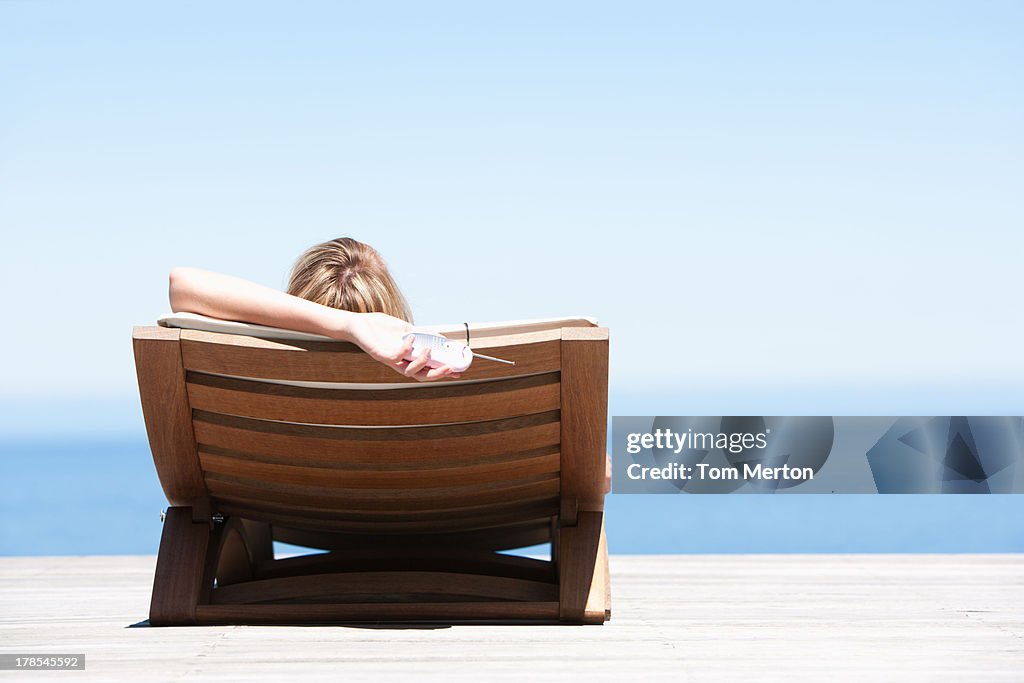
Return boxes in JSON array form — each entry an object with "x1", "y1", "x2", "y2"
[{"x1": 133, "y1": 317, "x2": 610, "y2": 625}]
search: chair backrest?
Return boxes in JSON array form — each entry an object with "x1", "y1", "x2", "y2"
[{"x1": 133, "y1": 323, "x2": 609, "y2": 546}]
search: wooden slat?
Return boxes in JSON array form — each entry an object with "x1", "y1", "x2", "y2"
[
  {"x1": 250, "y1": 547, "x2": 555, "y2": 583},
  {"x1": 192, "y1": 414, "x2": 560, "y2": 465},
  {"x1": 196, "y1": 441, "x2": 560, "y2": 471},
  {"x1": 204, "y1": 471, "x2": 560, "y2": 512},
  {"x1": 271, "y1": 519, "x2": 554, "y2": 552},
  {"x1": 180, "y1": 329, "x2": 561, "y2": 383},
  {"x1": 186, "y1": 371, "x2": 560, "y2": 426},
  {"x1": 216, "y1": 494, "x2": 559, "y2": 524},
  {"x1": 133, "y1": 327, "x2": 207, "y2": 506},
  {"x1": 194, "y1": 408, "x2": 558, "y2": 441},
  {"x1": 198, "y1": 449, "x2": 560, "y2": 489},
  {"x1": 218, "y1": 504, "x2": 557, "y2": 535},
  {"x1": 210, "y1": 571, "x2": 559, "y2": 605},
  {"x1": 194, "y1": 601, "x2": 561, "y2": 624},
  {"x1": 560, "y1": 327, "x2": 609, "y2": 515}
]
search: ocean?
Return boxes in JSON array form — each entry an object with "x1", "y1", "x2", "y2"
[{"x1": 1, "y1": 436, "x2": 1021, "y2": 556}]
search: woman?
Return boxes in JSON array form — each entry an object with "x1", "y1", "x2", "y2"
[
  {"x1": 169, "y1": 237, "x2": 460, "y2": 381},
  {"x1": 171, "y1": 236, "x2": 611, "y2": 490}
]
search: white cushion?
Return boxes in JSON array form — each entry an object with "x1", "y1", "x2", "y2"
[{"x1": 157, "y1": 311, "x2": 598, "y2": 342}]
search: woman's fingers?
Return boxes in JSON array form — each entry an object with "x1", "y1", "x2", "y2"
[
  {"x1": 388, "y1": 355, "x2": 461, "y2": 382},
  {"x1": 411, "y1": 364, "x2": 460, "y2": 382},
  {"x1": 380, "y1": 335, "x2": 462, "y2": 383},
  {"x1": 403, "y1": 348, "x2": 432, "y2": 377},
  {"x1": 398, "y1": 334, "x2": 415, "y2": 362}
]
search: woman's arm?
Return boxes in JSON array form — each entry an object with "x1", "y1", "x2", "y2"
[{"x1": 168, "y1": 267, "x2": 457, "y2": 381}]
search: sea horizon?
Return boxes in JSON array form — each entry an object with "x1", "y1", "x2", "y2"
[{"x1": 3, "y1": 387, "x2": 1021, "y2": 557}]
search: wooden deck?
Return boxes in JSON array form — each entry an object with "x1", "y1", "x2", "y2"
[{"x1": 1, "y1": 554, "x2": 1021, "y2": 681}]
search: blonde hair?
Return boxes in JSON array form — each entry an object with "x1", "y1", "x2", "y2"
[{"x1": 287, "y1": 238, "x2": 414, "y2": 323}]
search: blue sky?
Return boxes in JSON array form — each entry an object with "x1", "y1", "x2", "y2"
[
  {"x1": 0, "y1": 2, "x2": 1021, "y2": 553},
  {"x1": 2, "y1": 0, "x2": 1022, "y2": 405}
]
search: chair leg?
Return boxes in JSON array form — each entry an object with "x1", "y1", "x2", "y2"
[
  {"x1": 599, "y1": 518, "x2": 611, "y2": 621},
  {"x1": 150, "y1": 506, "x2": 213, "y2": 626},
  {"x1": 152, "y1": 510, "x2": 596, "y2": 625},
  {"x1": 214, "y1": 517, "x2": 257, "y2": 586},
  {"x1": 240, "y1": 518, "x2": 274, "y2": 563},
  {"x1": 557, "y1": 510, "x2": 610, "y2": 623}
]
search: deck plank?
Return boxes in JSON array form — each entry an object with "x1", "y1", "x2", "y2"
[{"x1": 0, "y1": 554, "x2": 1021, "y2": 681}]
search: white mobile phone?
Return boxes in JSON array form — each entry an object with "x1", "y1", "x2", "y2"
[{"x1": 402, "y1": 332, "x2": 514, "y2": 372}]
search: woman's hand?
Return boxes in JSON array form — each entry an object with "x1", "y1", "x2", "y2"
[{"x1": 344, "y1": 312, "x2": 461, "y2": 382}]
